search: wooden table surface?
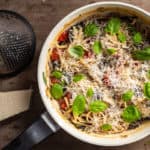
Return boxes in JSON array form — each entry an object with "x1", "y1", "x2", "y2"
[{"x1": 0, "y1": 0, "x2": 150, "y2": 149}]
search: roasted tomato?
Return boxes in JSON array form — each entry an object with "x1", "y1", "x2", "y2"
[
  {"x1": 50, "y1": 48, "x2": 59, "y2": 61},
  {"x1": 58, "y1": 31, "x2": 68, "y2": 42}
]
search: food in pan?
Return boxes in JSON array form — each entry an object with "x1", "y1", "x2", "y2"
[{"x1": 43, "y1": 13, "x2": 150, "y2": 134}]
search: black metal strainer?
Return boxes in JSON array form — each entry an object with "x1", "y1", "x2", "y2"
[{"x1": 0, "y1": 10, "x2": 36, "y2": 77}]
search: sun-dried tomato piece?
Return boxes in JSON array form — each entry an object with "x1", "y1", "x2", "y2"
[
  {"x1": 50, "y1": 77, "x2": 60, "y2": 84},
  {"x1": 59, "y1": 99, "x2": 67, "y2": 110},
  {"x1": 84, "y1": 50, "x2": 93, "y2": 58},
  {"x1": 58, "y1": 31, "x2": 68, "y2": 42},
  {"x1": 65, "y1": 92, "x2": 72, "y2": 100},
  {"x1": 50, "y1": 48, "x2": 59, "y2": 61}
]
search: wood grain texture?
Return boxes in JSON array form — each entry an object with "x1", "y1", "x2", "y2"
[{"x1": 0, "y1": 0, "x2": 150, "y2": 149}]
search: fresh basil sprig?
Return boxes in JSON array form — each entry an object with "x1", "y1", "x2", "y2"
[
  {"x1": 105, "y1": 18, "x2": 121, "y2": 35},
  {"x1": 84, "y1": 23, "x2": 98, "y2": 36},
  {"x1": 144, "y1": 82, "x2": 150, "y2": 99},
  {"x1": 52, "y1": 70, "x2": 62, "y2": 79},
  {"x1": 73, "y1": 74, "x2": 85, "y2": 82},
  {"x1": 132, "y1": 47, "x2": 150, "y2": 60},
  {"x1": 86, "y1": 88, "x2": 94, "y2": 98},
  {"x1": 118, "y1": 32, "x2": 126, "y2": 43},
  {"x1": 101, "y1": 124, "x2": 112, "y2": 131},
  {"x1": 121, "y1": 105, "x2": 141, "y2": 123},
  {"x1": 92, "y1": 41, "x2": 102, "y2": 55},
  {"x1": 72, "y1": 94, "x2": 86, "y2": 116},
  {"x1": 89, "y1": 100, "x2": 108, "y2": 112},
  {"x1": 69, "y1": 45, "x2": 84, "y2": 58},
  {"x1": 133, "y1": 32, "x2": 142, "y2": 44},
  {"x1": 51, "y1": 83, "x2": 63, "y2": 99},
  {"x1": 122, "y1": 90, "x2": 134, "y2": 102}
]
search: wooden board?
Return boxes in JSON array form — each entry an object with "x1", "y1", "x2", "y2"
[{"x1": 0, "y1": 0, "x2": 149, "y2": 149}]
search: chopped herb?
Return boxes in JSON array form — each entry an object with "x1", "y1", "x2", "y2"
[
  {"x1": 147, "y1": 70, "x2": 150, "y2": 79},
  {"x1": 73, "y1": 74, "x2": 85, "y2": 82},
  {"x1": 92, "y1": 41, "x2": 102, "y2": 55},
  {"x1": 118, "y1": 32, "x2": 126, "y2": 43},
  {"x1": 69, "y1": 45, "x2": 84, "y2": 58},
  {"x1": 72, "y1": 94, "x2": 86, "y2": 116},
  {"x1": 51, "y1": 83, "x2": 63, "y2": 99},
  {"x1": 84, "y1": 23, "x2": 98, "y2": 36},
  {"x1": 107, "y1": 48, "x2": 116, "y2": 55},
  {"x1": 86, "y1": 88, "x2": 94, "y2": 98},
  {"x1": 144, "y1": 82, "x2": 150, "y2": 99},
  {"x1": 105, "y1": 18, "x2": 121, "y2": 35},
  {"x1": 51, "y1": 70, "x2": 62, "y2": 79},
  {"x1": 122, "y1": 90, "x2": 134, "y2": 102},
  {"x1": 122, "y1": 105, "x2": 141, "y2": 123},
  {"x1": 89, "y1": 100, "x2": 108, "y2": 112},
  {"x1": 133, "y1": 32, "x2": 142, "y2": 44},
  {"x1": 101, "y1": 124, "x2": 112, "y2": 131},
  {"x1": 132, "y1": 47, "x2": 150, "y2": 60},
  {"x1": 42, "y1": 72, "x2": 47, "y2": 85}
]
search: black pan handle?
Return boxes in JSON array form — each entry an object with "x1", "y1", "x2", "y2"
[{"x1": 3, "y1": 112, "x2": 60, "y2": 150}]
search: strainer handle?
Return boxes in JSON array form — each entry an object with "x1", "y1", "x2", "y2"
[{"x1": 3, "y1": 112, "x2": 60, "y2": 150}]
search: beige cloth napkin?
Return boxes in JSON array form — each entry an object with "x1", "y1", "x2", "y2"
[{"x1": 0, "y1": 89, "x2": 32, "y2": 121}]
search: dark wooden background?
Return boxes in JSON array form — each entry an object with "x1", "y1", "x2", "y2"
[{"x1": 0, "y1": 0, "x2": 149, "y2": 149}]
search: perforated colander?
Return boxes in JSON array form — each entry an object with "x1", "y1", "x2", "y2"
[{"x1": 0, "y1": 10, "x2": 36, "y2": 77}]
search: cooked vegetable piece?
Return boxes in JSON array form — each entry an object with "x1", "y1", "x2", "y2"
[
  {"x1": 69, "y1": 45, "x2": 84, "y2": 58},
  {"x1": 144, "y1": 82, "x2": 150, "y2": 99},
  {"x1": 132, "y1": 47, "x2": 150, "y2": 60},
  {"x1": 101, "y1": 124, "x2": 112, "y2": 131},
  {"x1": 42, "y1": 72, "x2": 47, "y2": 85},
  {"x1": 122, "y1": 90, "x2": 134, "y2": 102},
  {"x1": 84, "y1": 23, "x2": 98, "y2": 36},
  {"x1": 133, "y1": 32, "x2": 142, "y2": 44},
  {"x1": 72, "y1": 95, "x2": 86, "y2": 116},
  {"x1": 51, "y1": 83, "x2": 63, "y2": 99},
  {"x1": 92, "y1": 41, "x2": 102, "y2": 55},
  {"x1": 105, "y1": 18, "x2": 121, "y2": 35},
  {"x1": 89, "y1": 100, "x2": 108, "y2": 112},
  {"x1": 50, "y1": 48, "x2": 59, "y2": 61},
  {"x1": 73, "y1": 74, "x2": 85, "y2": 82},
  {"x1": 118, "y1": 32, "x2": 126, "y2": 43},
  {"x1": 52, "y1": 70, "x2": 62, "y2": 79},
  {"x1": 86, "y1": 88, "x2": 94, "y2": 98},
  {"x1": 107, "y1": 48, "x2": 116, "y2": 55},
  {"x1": 122, "y1": 105, "x2": 141, "y2": 123}
]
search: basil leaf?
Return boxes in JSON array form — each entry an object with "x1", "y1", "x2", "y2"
[
  {"x1": 86, "y1": 88, "x2": 94, "y2": 98},
  {"x1": 84, "y1": 23, "x2": 98, "y2": 36},
  {"x1": 101, "y1": 124, "x2": 112, "y2": 131},
  {"x1": 92, "y1": 41, "x2": 102, "y2": 55},
  {"x1": 107, "y1": 48, "x2": 116, "y2": 55},
  {"x1": 89, "y1": 100, "x2": 108, "y2": 112},
  {"x1": 52, "y1": 70, "x2": 62, "y2": 79},
  {"x1": 105, "y1": 18, "x2": 121, "y2": 35},
  {"x1": 73, "y1": 74, "x2": 84, "y2": 82},
  {"x1": 133, "y1": 32, "x2": 142, "y2": 44},
  {"x1": 118, "y1": 32, "x2": 126, "y2": 43},
  {"x1": 122, "y1": 105, "x2": 141, "y2": 123},
  {"x1": 72, "y1": 94, "x2": 86, "y2": 116},
  {"x1": 69, "y1": 45, "x2": 84, "y2": 58},
  {"x1": 42, "y1": 72, "x2": 47, "y2": 85},
  {"x1": 122, "y1": 90, "x2": 134, "y2": 102},
  {"x1": 51, "y1": 83, "x2": 63, "y2": 99},
  {"x1": 132, "y1": 47, "x2": 150, "y2": 60},
  {"x1": 144, "y1": 82, "x2": 150, "y2": 99}
]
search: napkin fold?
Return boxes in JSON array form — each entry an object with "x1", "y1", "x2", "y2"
[{"x1": 0, "y1": 89, "x2": 32, "y2": 121}]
